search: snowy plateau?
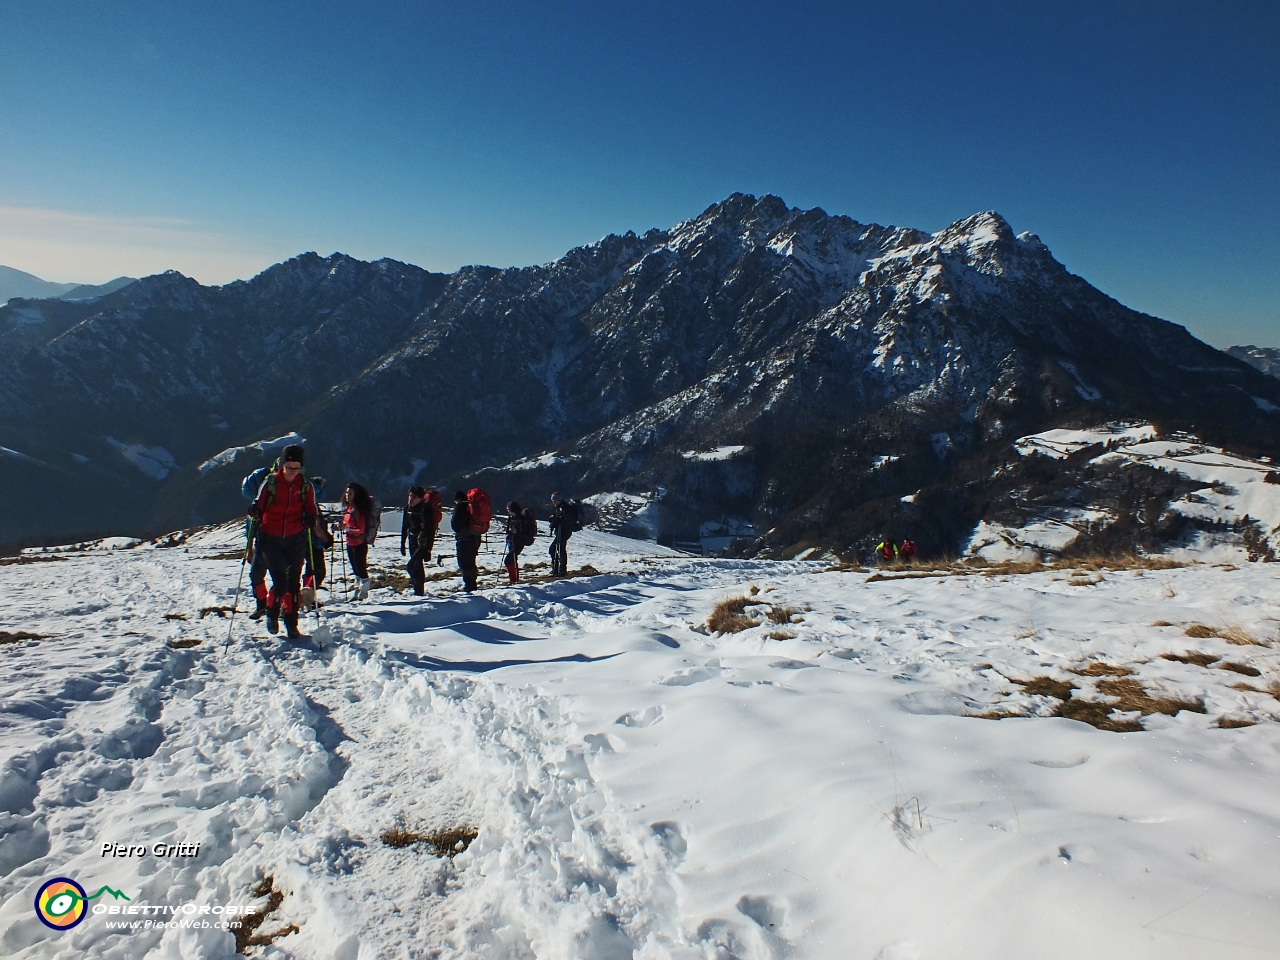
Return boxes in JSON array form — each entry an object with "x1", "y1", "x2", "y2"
[{"x1": 2, "y1": 468, "x2": 1279, "y2": 958}]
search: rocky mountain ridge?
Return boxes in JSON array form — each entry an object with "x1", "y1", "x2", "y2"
[{"x1": 2, "y1": 194, "x2": 1277, "y2": 554}]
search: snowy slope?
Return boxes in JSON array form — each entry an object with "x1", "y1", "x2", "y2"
[{"x1": 2, "y1": 523, "x2": 1278, "y2": 959}]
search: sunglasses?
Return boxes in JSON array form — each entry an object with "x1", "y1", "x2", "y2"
[{"x1": 282, "y1": 464, "x2": 302, "y2": 473}]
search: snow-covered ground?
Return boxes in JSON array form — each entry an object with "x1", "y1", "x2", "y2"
[{"x1": 2, "y1": 522, "x2": 1279, "y2": 959}]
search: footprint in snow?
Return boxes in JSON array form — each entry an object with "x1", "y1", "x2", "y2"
[
  {"x1": 616, "y1": 705, "x2": 663, "y2": 727},
  {"x1": 736, "y1": 893, "x2": 786, "y2": 931}
]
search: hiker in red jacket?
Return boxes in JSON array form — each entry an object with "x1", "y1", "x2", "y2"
[
  {"x1": 343, "y1": 482, "x2": 378, "y2": 600},
  {"x1": 248, "y1": 444, "x2": 317, "y2": 638}
]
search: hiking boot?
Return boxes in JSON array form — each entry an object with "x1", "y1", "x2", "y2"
[
  {"x1": 284, "y1": 614, "x2": 302, "y2": 640},
  {"x1": 266, "y1": 608, "x2": 280, "y2": 635},
  {"x1": 249, "y1": 602, "x2": 267, "y2": 621},
  {"x1": 356, "y1": 577, "x2": 370, "y2": 601}
]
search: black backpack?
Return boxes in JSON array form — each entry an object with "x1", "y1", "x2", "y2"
[
  {"x1": 568, "y1": 499, "x2": 584, "y2": 532},
  {"x1": 520, "y1": 507, "x2": 538, "y2": 547}
]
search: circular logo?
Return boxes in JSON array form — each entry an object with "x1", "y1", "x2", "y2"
[{"x1": 35, "y1": 877, "x2": 88, "y2": 931}]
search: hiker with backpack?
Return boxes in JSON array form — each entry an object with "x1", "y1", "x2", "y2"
[
  {"x1": 401, "y1": 486, "x2": 441, "y2": 596},
  {"x1": 876, "y1": 537, "x2": 898, "y2": 564},
  {"x1": 243, "y1": 470, "x2": 327, "y2": 619},
  {"x1": 898, "y1": 538, "x2": 918, "y2": 562},
  {"x1": 343, "y1": 482, "x2": 380, "y2": 600},
  {"x1": 451, "y1": 489, "x2": 490, "y2": 592},
  {"x1": 548, "y1": 491, "x2": 578, "y2": 578},
  {"x1": 246, "y1": 443, "x2": 318, "y2": 639},
  {"x1": 503, "y1": 500, "x2": 538, "y2": 584}
]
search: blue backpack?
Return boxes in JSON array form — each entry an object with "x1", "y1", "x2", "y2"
[{"x1": 241, "y1": 467, "x2": 269, "y2": 502}]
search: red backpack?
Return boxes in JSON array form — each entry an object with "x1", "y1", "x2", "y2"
[
  {"x1": 467, "y1": 488, "x2": 491, "y2": 534},
  {"x1": 425, "y1": 489, "x2": 443, "y2": 525}
]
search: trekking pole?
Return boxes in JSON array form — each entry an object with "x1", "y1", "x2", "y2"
[
  {"x1": 224, "y1": 520, "x2": 254, "y2": 654},
  {"x1": 306, "y1": 528, "x2": 321, "y2": 628},
  {"x1": 339, "y1": 529, "x2": 349, "y2": 601}
]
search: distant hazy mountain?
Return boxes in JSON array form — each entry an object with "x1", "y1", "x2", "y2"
[
  {"x1": 2, "y1": 194, "x2": 1277, "y2": 554},
  {"x1": 1227, "y1": 345, "x2": 1280, "y2": 379},
  {"x1": 0, "y1": 265, "x2": 135, "y2": 303}
]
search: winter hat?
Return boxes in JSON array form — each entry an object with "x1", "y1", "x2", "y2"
[
  {"x1": 282, "y1": 444, "x2": 305, "y2": 466},
  {"x1": 507, "y1": 500, "x2": 520, "y2": 513},
  {"x1": 454, "y1": 490, "x2": 467, "y2": 502},
  {"x1": 550, "y1": 491, "x2": 562, "y2": 502},
  {"x1": 409, "y1": 485, "x2": 426, "y2": 498}
]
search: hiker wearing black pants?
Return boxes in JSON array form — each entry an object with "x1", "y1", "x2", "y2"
[
  {"x1": 548, "y1": 491, "x2": 571, "y2": 578},
  {"x1": 452, "y1": 490, "x2": 480, "y2": 591},
  {"x1": 248, "y1": 444, "x2": 317, "y2": 639},
  {"x1": 401, "y1": 486, "x2": 437, "y2": 596}
]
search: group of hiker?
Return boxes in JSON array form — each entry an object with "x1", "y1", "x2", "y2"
[
  {"x1": 875, "y1": 537, "x2": 918, "y2": 564},
  {"x1": 240, "y1": 443, "x2": 581, "y2": 638}
]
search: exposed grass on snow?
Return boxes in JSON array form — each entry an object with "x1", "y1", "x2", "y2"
[
  {"x1": 0, "y1": 555, "x2": 65, "y2": 566},
  {"x1": 167, "y1": 637, "x2": 203, "y2": 649},
  {"x1": 235, "y1": 876, "x2": 299, "y2": 954},
  {"x1": 1215, "y1": 717, "x2": 1257, "y2": 729},
  {"x1": 1217, "y1": 661, "x2": 1262, "y2": 677},
  {"x1": 0, "y1": 629, "x2": 45, "y2": 644},
  {"x1": 1160, "y1": 651, "x2": 1219, "y2": 666},
  {"x1": 199, "y1": 605, "x2": 235, "y2": 619},
  {"x1": 381, "y1": 826, "x2": 478, "y2": 858},
  {"x1": 973, "y1": 673, "x2": 1205, "y2": 732},
  {"x1": 1184, "y1": 623, "x2": 1266, "y2": 645},
  {"x1": 707, "y1": 589, "x2": 802, "y2": 635},
  {"x1": 1072, "y1": 662, "x2": 1134, "y2": 677}
]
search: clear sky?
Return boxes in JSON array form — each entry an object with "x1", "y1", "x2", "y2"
[{"x1": 2, "y1": 0, "x2": 1276, "y2": 348}]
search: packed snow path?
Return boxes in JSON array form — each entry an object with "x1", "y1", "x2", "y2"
[{"x1": 1, "y1": 526, "x2": 1278, "y2": 959}]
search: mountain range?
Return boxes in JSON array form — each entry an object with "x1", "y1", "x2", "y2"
[
  {"x1": 0, "y1": 265, "x2": 136, "y2": 304},
  {"x1": 2, "y1": 193, "x2": 1278, "y2": 554}
]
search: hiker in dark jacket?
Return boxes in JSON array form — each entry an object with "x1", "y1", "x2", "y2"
[
  {"x1": 247, "y1": 443, "x2": 317, "y2": 639},
  {"x1": 503, "y1": 500, "x2": 534, "y2": 584},
  {"x1": 452, "y1": 490, "x2": 480, "y2": 592},
  {"x1": 400, "y1": 486, "x2": 439, "y2": 596},
  {"x1": 548, "y1": 491, "x2": 572, "y2": 578}
]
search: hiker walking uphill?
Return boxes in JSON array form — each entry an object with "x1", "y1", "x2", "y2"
[
  {"x1": 343, "y1": 482, "x2": 380, "y2": 600},
  {"x1": 548, "y1": 492, "x2": 579, "y2": 578},
  {"x1": 401, "y1": 486, "x2": 441, "y2": 596},
  {"x1": 452, "y1": 489, "x2": 490, "y2": 592},
  {"x1": 503, "y1": 500, "x2": 537, "y2": 584},
  {"x1": 247, "y1": 444, "x2": 317, "y2": 639},
  {"x1": 876, "y1": 537, "x2": 898, "y2": 564},
  {"x1": 243, "y1": 470, "x2": 326, "y2": 619}
]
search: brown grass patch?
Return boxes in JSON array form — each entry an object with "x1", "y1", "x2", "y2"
[
  {"x1": 1217, "y1": 661, "x2": 1262, "y2": 677},
  {"x1": 708, "y1": 596, "x2": 757, "y2": 634},
  {"x1": 234, "y1": 876, "x2": 298, "y2": 954},
  {"x1": 205, "y1": 550, "x2": 247, "y2": 561},
  {"x1": 0, "y1": 630, "x2": 45, "y2": 644},
  {"x1": 163, "y1": 613, "x2": 189, "y2": 621},
  {"x1": 0, "y1": 555, "x2": 65, "y2": 566},
  {"x1": 766, "y1": 630, "x2": 797, "y2": 641},
  {"x1": 381, "y1": 826, "x2": 478, "y2": 857},
  {"x1": 1058, "y1": 698, "x2": 1145, "y2": 732},
  {"x1": 1151, "y1": 620, "x2": 1175, "y2": 627},
  {"x1": 199, "y1": 605, "x2": 235, "y2": 619},
  {"x1": 1014, "y1": 676, "x2": 1078, "y2": 700},
  {"x1": 766, "y1": 605, "x2": 800, "y2": 625},
  {"x1": 1160, "y1": 651, "x2": 1219, "y2": 667},
  {"x1": 1072, "y1": 662, "x2": 1134, "y2": 677},
  {"x1": 1095, "y1": 677, "x2": 1205, "y2": 719},
  {"x1": 1216, "y1": 717, "x2": 1257, "y2": 729},
  {"x1": 1183, "y1": 623, "x2": 1217, "y2": 638},
  {"x1": 1183, "y1": 623, "x2": 1266, "y2": 645},
  {"x1": 368, "y1": 568, "x2": 411, "y2": 592},
  {"x1": 167, "y1": 637, "x2": 203, "y2": 649}
]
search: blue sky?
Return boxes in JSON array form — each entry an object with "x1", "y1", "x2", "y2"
[{"x1": 2, "y1": 0, "x2": 1276, "y2": 347}]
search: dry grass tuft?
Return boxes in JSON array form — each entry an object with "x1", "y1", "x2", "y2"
[
  {"x1": 1219, "y1": 625, "x2": 1264, "y2": 646},
  {"x1": 235, "y1": 876, "x2": 298, "y2": 954},
  {"x1": 1095, "y1": 677, "x2": 1205, "y2": 719},
  {"x1": 0, "y1": 555, "x2": 65, "y2": 566},
  {"x1": 1160, "y1": 651, "x2": 1219, "y2": 667},
  {"x1": 198, "y1": 605, "x2": 235, "y2": 619},
  {"x1": 1072, "y1": 662, "x2": 1134, "y2": 677},
  {"x1": 1014, "y1": 676, "x2": 1077, "y2": 700},
  {"x1": 167, "y1": 637, "x2": 203, "y2": 649},
  {"x1": 1216, "y1": 661, "x2": 1262, "y2": 677},
  {"x1": 1058, "y1": 699, "x2": 1145, "y2": 732},
  {"x1": 381, "y1": 826, "x2": 478, "y2": 857},
  {"x1": 368, "y1": 568, "x2": 412, "y2": 592},
  {"x1": 707, "y1": 596, "x2": 758, "y2": 634},
  {"x1": 1151, "y1": 620, "x2": 1175, "y2": 627},
  {"x1": 0, "y1": 630, "x2": 45, "y2": 644},
  {"x1": 766, "y1": 605, "x2": 800, "y2": 625},
  {"x1": 1215, "y1": 717, "x2": 1257, "y2": 729},
  {"x1": 766, "y1": 630, "x2": 797, "y2": 641},
  {"x1": 1182, "y1": 623, "x2": 1266, "y2": 645}
]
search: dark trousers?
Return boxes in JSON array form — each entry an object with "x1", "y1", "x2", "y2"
[
  {"x1": 456, "y1": 534, "x2": 480, "y2": 591},
  {"x1": 347, "y1": 542, "x2": 369, "y2": 579},
  {"x1": 249, "y1": 534, "x2": 268, "y2": 603},
  {"x1": 550, "y1": 534, "x2": 569, "y2": 577},
  {"x1": 259, "y1": 531, "x2": 308, "y2": 618},
  {"x1": 406, "y1": 534, "x2": 435, "y2": 595}
]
